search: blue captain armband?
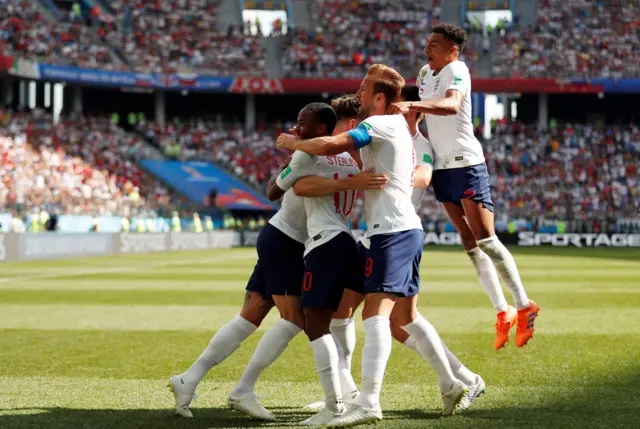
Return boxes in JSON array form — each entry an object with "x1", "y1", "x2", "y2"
[{"x1": 347, "y1": 125, "x2": 372, "y2": 149}]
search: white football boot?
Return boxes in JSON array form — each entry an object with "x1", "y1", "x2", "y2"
[
  {"x1": 441, "y1": 380, "x2": 468, "y2": 416},
  {"x1": 168, "y1": 375, "x2": 197, "y2": 418},
  {"x1": 227, "y1": 394, "x2": 276, "y2": 421},
  {"x1": 458, "y1": 375, "x2": 486, "y2": 410}
]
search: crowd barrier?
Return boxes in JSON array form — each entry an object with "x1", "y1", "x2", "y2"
[
  {"x1": 1, "y1": 231, "x2": 637, "y2": 263},
  {"x1": 0, "y1": 231, "x2": 238, "y2": 262}
]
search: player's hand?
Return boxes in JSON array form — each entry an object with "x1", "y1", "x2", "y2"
[
  {"x1": 277, "y1": 133, "x2": 299, "y2": 151},
  {"x1": 349, "y1": 168, "x2": 388, "y2": 190},
  {"x1": 387, "y1": 101, "x2": 413, "y2": 115}
]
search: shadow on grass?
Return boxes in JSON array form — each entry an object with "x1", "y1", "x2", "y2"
[
  {"x1": 422, "y1": 245, "x2": 640, "y2": 262},
  {"x1": 2, "y1": 368, "x2": 639, "y2": 429}
]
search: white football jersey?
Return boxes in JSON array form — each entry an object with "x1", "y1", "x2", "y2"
[
  {"x1": 276, "y1": 150, "x2": 359, "y2": 255},
  {"x1": 417, "y1": 60, "x2": 485, "y2": 170},
  {"x1": 348, "y1": 114, "x2": 423, "y2": 237},
  {"x1": 411, "y1": 131, "x2": 434, "y2": 211},
  {"x1": 268, "y1": 189, "x2": 307, "y2": 244}
]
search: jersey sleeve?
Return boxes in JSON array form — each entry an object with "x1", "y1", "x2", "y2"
[
  {"x1": 347, "y1": 115, "x2": 395, "y2": 149},
  {"x1": 414, "y1": 136, "x2": 434, "y2": 166},
  {"x1": 276, "y1": 151, "x2": 317, "y2": 191},
  {"x1": 443, "y1": 61, "x2": 471, "y2": 95}
]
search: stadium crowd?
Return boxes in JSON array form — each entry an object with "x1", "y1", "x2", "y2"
[
  {"x1": 106, "y1": 0, "x2": 266, "y2": 75},
  {"x1": 492, "y1": 0, "x2": 640, "y2": 79},
  {"x1": 3, "y1": 0, "x2": 638, "y2": 80},
  {"x1": 282, "y1": 0, "x2": 451, "y2": 79},
  {"x1": 0, "y1": 109, "x2": 173, "y2": 217},
  {"x1": 138, "y1": 118, "x2": 294, "y2": 188},
  {"x1": 134, "y1": 117, "x2": 639, "y2": 231},
  {"x1": 0, "y1": 0, "x2": 117, "y2": 70}
]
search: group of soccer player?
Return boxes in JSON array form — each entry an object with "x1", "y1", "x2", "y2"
[{"x1": 169, "y1": 23, "x2": 540, "y2": 427}]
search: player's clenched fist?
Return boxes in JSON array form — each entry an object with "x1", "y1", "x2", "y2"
[
  {"x1": 276, "y1": 133, "x2": 299, "y2": 150},
  {"x1": 387, "y1": 101, "x2": 413, "y2": 115},
  {"x1": 349, "y1": 168, "x2": 388, "y2": 190}
]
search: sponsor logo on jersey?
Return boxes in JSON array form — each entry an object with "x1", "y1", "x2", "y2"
[
  {"x1": 361, "y1": 122, "x2": 372, "y2": 132},
  {"x1": 423, "y1": 154, "x2": 433, "y2": 164},
  {"x1": 453, "y1": 76, "x2": 463, "y2": 86}
]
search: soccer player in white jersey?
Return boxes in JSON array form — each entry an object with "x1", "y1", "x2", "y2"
[
  {"x1": 277, "y1": 65, "x2": 468, "y2": 427},
  {"x1": 391, "y1": 24, "x2": 540, "y2": 350},
  {"x1": 302, "y1": 92, "x2": 485, "y2": 414},
  {"x1": 271, "y1": 102, "x2": 367, "y2": 425},
  {"x1": 167, "y1": 106, "x2": 331, "y2": 419}
]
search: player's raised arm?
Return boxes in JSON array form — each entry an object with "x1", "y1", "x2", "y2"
[
  {"x1": 391, "y1": 89, "x2": 464, "y2": 117},
  {"x1": 277, "y1": 132, "x2": 356, "y2": 156},
  {"x1": 293, "y1": 168, "x2": 388, "y2": 197}
]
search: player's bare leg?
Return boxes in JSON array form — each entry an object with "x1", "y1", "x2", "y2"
[
  {"x1": 229, "y1": 295, "x2": 304, "y2": 420},
  {"x1": 170, "y1": 291, "x2": 273, "y2": 417},
  {"x1": 443, "y1": 202, "x2": 517, "y2": 349},
  {"x1": 461, "y1": 199, "x2": 539, "y2": 347}
]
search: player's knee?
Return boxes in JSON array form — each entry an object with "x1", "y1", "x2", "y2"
[
  {"x1": 279, "y1": 308, "x2": 305, "y2": 330},
  {"x1": 303, "y1": 308, "x2": 332, "y2": 341},
  {"x1": 239, "y1": 293, "x2": 273, "y2": 327}
]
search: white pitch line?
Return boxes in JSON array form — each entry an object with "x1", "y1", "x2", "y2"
[{"x1": 0, "y1": 253, "x2": 256, "y2": 284}]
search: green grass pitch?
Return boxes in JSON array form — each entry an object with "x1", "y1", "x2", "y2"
[{"x1": 1, "y1": 246, "x2": 639, "y2": 429}]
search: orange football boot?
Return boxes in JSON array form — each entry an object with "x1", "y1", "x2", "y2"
[
  {"x1": 494, "y1": 306, "x2": 517, "y2": 350},
  {"x1": 515, "y1": 300, "x2": 540, "y2": 347}
]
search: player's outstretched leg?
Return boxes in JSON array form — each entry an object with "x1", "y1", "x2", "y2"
[
  {"x1": 392, "y1": 299, "x2": 468, "y2": 416},
  {"x1": 391, "y1": 317, "x2": 485, "y2": 410},
  {"x1": 169, "y1": 292, "x2": 272, "y2": 418},
  {"x1": 228, "y1": 295, "x2": 304, "y2": 421},
  {"x1": 442, "y1": 202, "x2": 518, "y2": 350},
  {"x1": 461, "y1": 199, "x2": 540, "y2": 347}
]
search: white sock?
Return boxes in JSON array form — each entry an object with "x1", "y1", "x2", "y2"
[
  {"x1": 403, "y1": 335, "x2": 421, "y2": 355},
  {"x1": 406, "y1": 334, "x2": 476, "y2": 386},
  {"x1": 356, "y1": 316, "x2": 392, "y2": 410},
  {"x1": 330, "y1": 318, "x2": 358, "y2": 395},
  {"x1": 402, "y1": 315, "x2": 458, "y2": 393},
  {"x1": 181, "y1": 315, "x2": 257, "y2": 387},
  {"x1": 467, "y1": 247, "x2": 509, "y2": 313},
  {"x1": 311, "y1": 334, "x2": 343, "y2": 412},
  {"x1": 478, "y1": 236, "x2": 530, "y2": 310},
  {"x1": 230, "y1": 318, "x2": 302, "y2": 398},
  {"x1": 440, "y1": 340, "x2": 477, "y2": 386}
]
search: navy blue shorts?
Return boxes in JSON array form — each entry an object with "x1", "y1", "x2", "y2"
[
  {"x1": 363, "y1": 229, "x2": 423, "y2": 297},
  {"x1": 432, "y1": 163, "x2": 494, "y2": 213},
  {"x1": 246, "y1": 224, "x2": 305, "y2": 298},
  {"x1": 345, "y1": 240, "x2": 367, "y2": 295},
  {"x1": 302, "y1": 232, "x2": 359, "y2": 311}
]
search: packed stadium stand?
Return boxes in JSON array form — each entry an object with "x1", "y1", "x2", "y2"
[
  {"x1": 0, "y1": 109, "x2": 173, "y2": 216},
  {"x1": 492, "y1": 0, "x2": 640, "y2": 78},
  {"x1": 0, "y1": 0, "x2": 639, "y2": 233}
]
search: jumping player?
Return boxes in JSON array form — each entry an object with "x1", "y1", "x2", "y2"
[
  {"x1": 390, "y1": 23, "x2": 539, "y2": 350},
  {"x1": 277, "y1": 65, "x2": 468, "y2": 427}
]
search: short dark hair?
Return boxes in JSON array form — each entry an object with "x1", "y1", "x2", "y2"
[
  {"x1": 304, "y1": 102, "x2": 337, "y2": 134},
  {"x1": 401, "y1": 85, "x2": 421, "y2": 103},
  {"x1": 331, "y1": 95, "x2": 361, "y2": 120},
  {"x1": 432, "y1": 23, "x2": 467, "y2": 53}
]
